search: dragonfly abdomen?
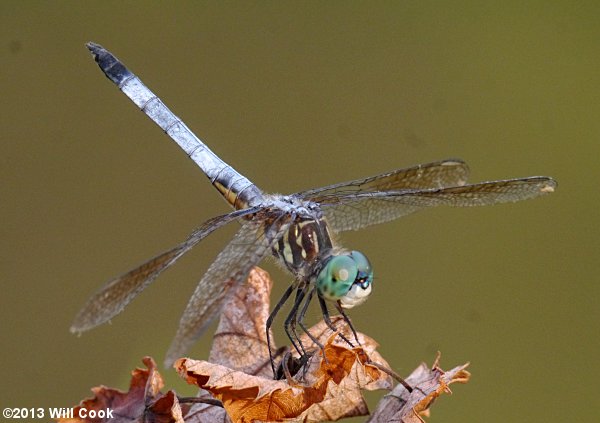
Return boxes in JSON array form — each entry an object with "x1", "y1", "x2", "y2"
[
  {"x1": 210, "y1": 166, "x2": 264, "y2": 209},
  {"x1": 86, "y1": 42, "x2": 264, "y2": 210}
]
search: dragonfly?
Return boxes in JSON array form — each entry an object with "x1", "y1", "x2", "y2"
[{"x1": 72, "y1": 42, "x2": 556, "y2": 372}]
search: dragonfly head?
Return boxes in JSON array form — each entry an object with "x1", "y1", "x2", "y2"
[{"x1": 316, "y1": 250, "x2": 373, "y2": 309}]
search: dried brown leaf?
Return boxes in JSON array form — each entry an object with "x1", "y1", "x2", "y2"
[
  {"x1": 294, "y1": 316, "x2": 393, "y2": 392},
  {"x1": 58, "y1": 357, "x2": 185, "y2": 423},
  {"x1": 179, "y1": 391, "x2": 229, "y2": 423},
  {"x1": 208, "y1": 267, "x2": 275, "y2": 378},
  {"x1": 177, "y1": 337, "x2": 389, "y2": 422},
  {"x1": 176, "y1": 268, "x2": 393, "y2": 422},
  {"x1": 368, "y1": 354, "x2": 471, "y2": 422},
  {"x1": 179, "y1": 268, "x2": 276, "y2": 422}
]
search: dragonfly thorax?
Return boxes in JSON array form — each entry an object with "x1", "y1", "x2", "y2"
[
  {"x1": 271, "y1": 213, "x2": 332, "y2": 277},
  {"x1": 267, "y1": 195, "x2": 320, "y2": 215}
]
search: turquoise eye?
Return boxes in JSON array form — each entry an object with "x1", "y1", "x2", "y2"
[
  {"x1": 339, "y1": 251, "x2": 373, "y2": 309},
  {"x1": 316, "y1": 255, "x2": 358, "y2": 301},
  {"x1": 316, "y1": 251, "x2": 373, "y2": 307},
  {"x1": 350, "y1": 250, "x2": 373, "y2": 289}
]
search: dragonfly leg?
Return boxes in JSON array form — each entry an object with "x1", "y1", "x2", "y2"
[
  {"x1": 288, "y1": 287, "x2": 308, "y2": 356},
  {"x1": 275, "y1": 349, "x2": 312, "y2": 381},
  {"x1": 283, "y1": 286, "x2": 308, "y2": 357},
  {"x1": 266, "y1": 284, "x2": 296, "y2": 378},
  {"x1": 275, "y1": 286, "x2": 324, "y2": 378},
  {"x1": 318, "y1": 295, "x2": 354, "y2": 348},
  {"x1": 297, "y1": 286, "x2": 325, "y2": 353},
  {"x1": 334, "y1": 300, "x2": 361, "y2": 346}
]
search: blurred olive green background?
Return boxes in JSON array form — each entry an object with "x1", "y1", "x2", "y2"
[{"x1": 1, "y1": 1, "x2": 597, "y2": 422}]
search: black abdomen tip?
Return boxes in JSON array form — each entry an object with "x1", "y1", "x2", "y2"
[{"x1": 86, "y1": 41, "x2": 133, "y2": 86}]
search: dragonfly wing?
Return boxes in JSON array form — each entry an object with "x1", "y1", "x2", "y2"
[
  {"x1": 296, "y1": 159, "x2": 470, "y2": 200},
  {"x1": 164, "y1": 214, "x2": 293, "y2": 366},
  {"x1": 70, "y1": 208, "x2": 258, "y2": 333},
  {"x1": 321, "y1": 176, "x2": 556, "y2": 231}
]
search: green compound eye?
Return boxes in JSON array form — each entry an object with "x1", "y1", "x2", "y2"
[
  {"x1": 316, "y1": 250, "x2": 373, "y2": 308},
  {"x1": 350, "y1": 250, "x2": 372, "y2": 286},
  {"x1": 339, "y1": 251, "x2": 373, "y2": 309},
  {"x1": 316, "y1": 255, "x2": 358, "y2": 301}
]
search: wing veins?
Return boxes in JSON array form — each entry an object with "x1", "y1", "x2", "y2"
[
  {"x1": 297, "y1": 159, "x2": 470, "y2": 201},
  {"x1": 70, "y1": 207, "x2": 258, "y2": 333},
  {"x1": 164, "y1": 212, "x2": 294, "y2": 365},
  {"x1": 321, "y1": 176, "x2": 556, "y2": 231}
]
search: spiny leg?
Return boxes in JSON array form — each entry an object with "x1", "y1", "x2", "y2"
[
  {"x1": 283, "y1": 285, "x2": 308, "y2": 359},
  {"x1": 334, "y1": 300, "x2": 361, "y2": 347},
  {"x1": 266, "y1": 283, "x2": 296, "y2": 378},
  {"x1": 318, "y1": 295, "x2": 354, "y2": 347},
  {"x1": 297, "y1": 286, "x2": 325, "y2": 353},
  {"x1": 288, "y1": 287, "x2": 309, "y2": 356}
]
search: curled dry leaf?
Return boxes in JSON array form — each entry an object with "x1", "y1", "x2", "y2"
[
  {"x1": 177, "y1": 338, "x2": 389, "y2": 422},
  {"x1": 208, "y1": 266, "x2": 275, "y2": 378},
  {"x1": 181, "y1": 267, "x2": 275, "y2": 422},
  {"x1": 176, "y1": 267, "x2": 393, "y2": 422},
  {"x1": 367, "y1": 354, "x2": 471, "y2": 423},
  {"x1": 293, "y1": 316, "x2": 393, "y2": 393},
  {"x1": 58, "y1": 357, "x2": 185, "y2": 423},
  {"x1": 177, "y1": 268, "x2": 470, "y2": 422}
]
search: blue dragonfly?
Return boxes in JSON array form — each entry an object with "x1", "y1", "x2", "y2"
[{"x1": 72, "y1": 43, "x2": 556, "y2": 372}]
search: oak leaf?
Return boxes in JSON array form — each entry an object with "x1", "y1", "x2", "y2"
[
  {"x1": 176, "y1": 268, "x2": 392, "y2": 422},
  {"x1": 367, "y1": 354, "x2": 471, "y2": 422},
  {"x1": 57, "y1": 357, "x2": 185, "y2": 423},
  {"x1": 177, "y1": 338, "x2": 390, "y2": 422}
]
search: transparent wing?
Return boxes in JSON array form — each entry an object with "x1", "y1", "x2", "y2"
[
  {"x1": 319, "y1": 177, "x2": 556, "y2": 232},
  {"x1": 70, "y1": 208, "x2": 258, "y2": 333},
  {"x1": 295, "y1": 159, "x2": 470, "y2": 200},
  {"x1": 164, "y1": 214, "x2": 293, "y2": 366}
]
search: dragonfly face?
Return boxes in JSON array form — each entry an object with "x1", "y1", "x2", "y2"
[
  {"x1": 316, "y1": 250, "x2": 373, "y2": 309},
  {"x1": 74, "y1": 42, "x2": 556, "y2": 371}
]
